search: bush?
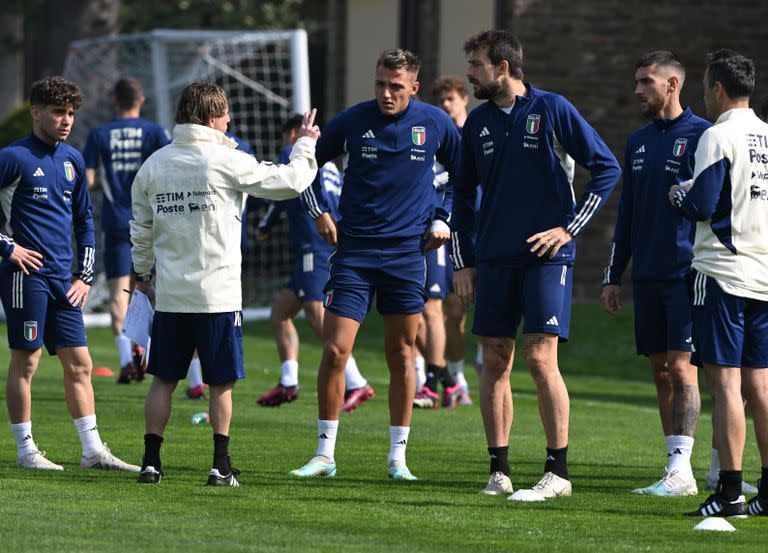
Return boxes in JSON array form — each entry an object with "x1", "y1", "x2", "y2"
[{"x1": 0, "y1": 103, "x2": 30, "y2": 148}]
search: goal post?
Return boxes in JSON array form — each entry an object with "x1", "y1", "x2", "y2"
[{"x1": 61, "y1": 29, "x2": 311, "y2": 320}]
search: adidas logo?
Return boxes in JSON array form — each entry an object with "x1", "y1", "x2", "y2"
[
  {"x1": 396, "y1": 440, "x2": 408, "y2": 445},
  {"x1": 23, "y1": 435, "x2": 32, "y2": 441},
  {"x1": 635, "y1": 145, "x2": 645, "y2": 154},
  {"x1": 685, "y1": 337, "x2": 693, "y2": 343},
  {"x1": 479, "y1": 126, "x2": 490, "y2": 137},
  {"x1": 318, "y1": 433, "x2": 329, "y2": 439},
  {"x1": 362, "y1": 129, "x2": 376, "y2": 139},
  {"x1": 546, "y1": 455, "x2": 556, "y2": 462},
  {"x1": 33, "y1": 167, "x2": 45, "y2": 177},
  {"x1": 429, "y1": 283, "x2": 441, "y2": 293},
  {"x1": 545, "y1": 316, "x2": 559, "y2": 326},
  {"x1": 670, "y1": 448, "x2": 683, "y2": 456}
]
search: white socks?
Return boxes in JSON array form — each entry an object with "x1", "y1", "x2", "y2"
[
  {"x1": 74, "y1": 415, "x2": 104, "y2": 458},
  {"x1": 665, "y1": 435, "x2": 694, "y2": 477},
  {"x1": 709, "y1": 447, "x2": 720, "y2": 481},
  {"x1": 188, "y1": 358, "x2": 203, "y2": 388},
  {"x1": 447, "y1": 360, "x2": 469, "y2": 394},
  {"x1": 115, "y1": 335, "x2": 133, "y2": 366},
  {"x1": 388, "y1": 426, "x2": 410, "y2": 466},
  {"x1": 344, "y1": 355, "x2": 367, "y2": 390},
  {"x1": 11, "y1": 421, "x2": 38, "y2": 458},
  {"x1": 316, "y1": 419, "x2": 339, "y2": 460},
  {"x1": 414, "y1": 355, "x2": 426, "y2": 390},
  {"x1": 280, "y1": 359, "x2": 299, "y2": 387}
]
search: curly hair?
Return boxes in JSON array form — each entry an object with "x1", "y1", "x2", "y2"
[
  {"x1": 376, "y1": 49, "x2": 421, "y2": 75},
  {"x1": 432, "y1": 75, "x2": 467, "y2": 100},
  {"x1": 29, "y1": 76, "x2": 85, "y2": 109},
  {"x1": 464, "y1": 30, "x2": 524, "y2": 80}
]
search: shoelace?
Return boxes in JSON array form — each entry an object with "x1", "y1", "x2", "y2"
[{"x1": 533, "y1": 473, "x2": 556, "y2": 491}]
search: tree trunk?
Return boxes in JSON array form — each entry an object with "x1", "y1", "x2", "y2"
[{"x1": 0, "y1": 2, "x2": 24, "y2": 120}]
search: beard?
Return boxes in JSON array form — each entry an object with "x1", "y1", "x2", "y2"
[
  {"x1": 472, "y1": 80, "x2": 502, "y2": 100},
  {"x1": 639, "y1": 94, "x2": 664, "y2": 118}
]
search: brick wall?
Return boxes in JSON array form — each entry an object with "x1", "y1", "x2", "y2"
[{"x1": 498, "y1": 0, "x2": 768, "y2": 299}]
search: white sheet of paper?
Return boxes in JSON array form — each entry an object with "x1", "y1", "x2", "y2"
[{"x1": 121, "y1": 290, "x2": 154, "y2": 349}]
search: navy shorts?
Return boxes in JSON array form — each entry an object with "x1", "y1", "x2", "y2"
[
  {"x1": 691, "y1": 270, "x2": 768, "y2": 368},
  {"x1": 632, "y1": 278, "x2": 693, "y2": 356},
  {"x1": 286, "y1": 250, "x2": 330, "y2": 302},
  {"x1": 425, "y1": 245, "x2": 449, "y2": 300},
  {"x1": 323, "y1": 236, "x2": 427, "y2": 323},
  {"x1": 147, "y1": 311, "x2": 245, "y2": 385},
  {"x1": 103, "y1": 229, "x2": 133, "y2": 279},
  {"x1": 473, "y1": 262, "x2": 572, "y2": 341},
  {"x1": 0, "y1": 265, "x2": 87, "y2": 354}
]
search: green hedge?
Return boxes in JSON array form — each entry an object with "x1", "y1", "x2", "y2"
[{"x1": 0, "y1": 103, "x2": 30, "y2": 148}]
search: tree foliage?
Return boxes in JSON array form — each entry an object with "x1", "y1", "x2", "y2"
[{"x1": 119, "y1": 0, "x2": 312, "y2": 33}]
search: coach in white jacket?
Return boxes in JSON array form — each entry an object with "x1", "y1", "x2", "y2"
[{"x1": 130, "y1": 82, "x2": 319, "y2": 486}]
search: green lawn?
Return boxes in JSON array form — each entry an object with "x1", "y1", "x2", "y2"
[{"x1": 0, "y1": 304, "x2": 763, "y2": 552}]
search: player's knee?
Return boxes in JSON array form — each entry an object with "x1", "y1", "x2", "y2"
[
  {"x1": 482, "y1": 343, "x2": 513, "y2": 375},
  {"x1": 9, "y1": 349, "x2": 42, "y2": 379},
  {"x1": 668, "y1": 361, "x2": 696, "y2": 386},
  {"x1": 524, "y1": 350, "x2": 557, "y2": 378},
  {"x1": 322, "y1": 341, "x2": 350, "y2": 365},
  {"x1": 64, "y1": 360, "x2": 92, "y2": 381}
]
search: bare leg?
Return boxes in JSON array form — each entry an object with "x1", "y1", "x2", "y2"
[
  {"x1": 649, "y1": 352, "x2": 674, "y2": 436},
  {"x1": 523, "y1": 334, "x2": 569, "y2": 449},
  {"x1": 667, "y1": 350, "x2": 700, "y2": 437},
  {"x1": 479, "y1": 337, "x2": 515, "y2": 447},
  {"x1": 57, "y1": 346, "x2": 95, "y2": 419},
  {"x1": 209, "y1": 382, "x2": 234, "y2": 435},
  {"x1": 145, "y1": 377, "x2": 179, "y2": 436},
  {"x1": 422, "y1": 299, "x2": 446, "y2": 367},
  {"x1": 6, "y1": 348, "x2": 42, "y2": 423},
  {"x1": 706, "y1": 364, "x2": 745, "y2": 471},
  {"x1": 742, "y1": 367, "x2": 768, "y2": 467},
  {"x1": 444, "y1": 293, "x2": 467, "y2": 363},
  {"x1": 270, "y1": 288, "x2": 302, "y2": 362},
  {"x1": 107, "y1": 276, "x2": 132, "y2": 337},
  {"x1": 383, "y1": 313, "x2": 420, "y2": 426},
  {"x1": 317, "y1": 312, "x2": 360, "y2": 420}
]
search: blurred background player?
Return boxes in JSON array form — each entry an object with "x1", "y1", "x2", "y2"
[
  {"x1": 413, "y1": 76, "x2": 471, "y2": 409},
  {"x1": 84, "y1": 77, "x2": 170, "y2": 384},
  {"x1": 453, "y1": 31, "x2": 620, "y2": 499},
  {"x1": 602, "y1": 52, "x2": 710, "y2": 496},
  {"x1": 255, "y1": 115, "x2": 373, "y2": 412},
  {"x1": 0, "y1": 76, "x2": 138, "y2": 472},
  {"x1": 290, "y1": 49, "x2": 460, "y2": 481}
]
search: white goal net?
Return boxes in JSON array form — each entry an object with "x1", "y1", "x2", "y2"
[{"x1": 62, "y1": 29, "x2": 310, "y2": 317}]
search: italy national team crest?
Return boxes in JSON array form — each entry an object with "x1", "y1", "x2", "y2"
[
  {"x1": 63, "y1": 161, "x2": 75, "y2": 182},
  {"x1": 23, "y1": 321, "x2": 38, "y2": 342},
  {"x1": 324, "y1": 289, "x2": 334, "y2": 307},
  {"x1": 673, "y1": 138, "x2": 687, "y2": 157},
  {"x1": 526, "y1": 114, "x2": 541, "y2": 134},
  {"x1": 411, "y1": 126, "x2": 426, "y2": 146}
]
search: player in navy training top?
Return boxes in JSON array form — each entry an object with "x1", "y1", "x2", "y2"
[
  {"x1": 452, "y1": 31, "x2": 620, "y2": 498},
  {"x1": 84, "y1": 77, "x2": 171, "y2": 383},
  {"x1": 291, "y1": 49, "x2": 461, "y2": 481},
  {"x1": 602, "y1": 52, "x2": 711, "y2": 497},
  {"x1": 255, "y1": 115, "x2": 372, "y2": 411},
  {"x1": 413, "y1": 75, "x2": 476, "y2": 408},
  {"x1": 0, "y1": 76, "x2": 137, "y2": 472}
]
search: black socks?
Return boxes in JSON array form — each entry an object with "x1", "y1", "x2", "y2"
[
  {"x1": 488, "y1": 446, "x2": 510, "y2": 476},
  {"x1": 213, "y1": 433, "x2": 231, "y2": 474},
  {"x1": 545, "y1": 446, "x2": 569, "y2": 481},
  {"x1": 143, "y1": 433, "x2": 163, "y2": 470}
]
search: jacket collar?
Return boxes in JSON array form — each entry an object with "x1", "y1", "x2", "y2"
[
  {"x1": 172, "y1": 124, "x2": 237, "y2": 148},
  {"x1": 715, "y1": 107, "x2": 756, "y2": 125},
  {"x1": 653, "y1": 106, "x2": 693, "y2": 129}
]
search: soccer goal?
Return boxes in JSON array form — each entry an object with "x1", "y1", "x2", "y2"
[{"x1": 62, "y1": 29, "x2": 310, "y2": 320}]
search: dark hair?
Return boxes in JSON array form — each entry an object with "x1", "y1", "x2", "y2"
[
  {"x1": 376, "y1": 48, "x2": 421, "y2": 75},
  {"x1": 432, "y1": 75, "x2": 467, "y2": 99},
  {"x1": 706, "y1": 49, "x2": 755, "y2": 99},
  {"x1": 113, "y1": 77, "x2": 143, "y2": 111},
  {"x1": 175, "y1": 82, "x2": 228, "y2": 125},
  {"x1": 281, "y1": 113, "x2": 304, "y2": 134},
  {"x1": 636, "y1": 51, "x2": 686, "y2": 80},
  {"x1": 464, "y1": 30, "x2": 523, "y2": 79},
  {"x1": 29, "y1": 76, "x2": 84, "y2": 109}
]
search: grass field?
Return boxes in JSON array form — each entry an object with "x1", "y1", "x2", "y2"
[{"x1": 0, "y1": 303, "x2": 764, "y2": 552}]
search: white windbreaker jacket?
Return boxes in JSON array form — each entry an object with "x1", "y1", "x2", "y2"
[{"x1": 130, "y1": 124, "x2": 317, "y2": 312}]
